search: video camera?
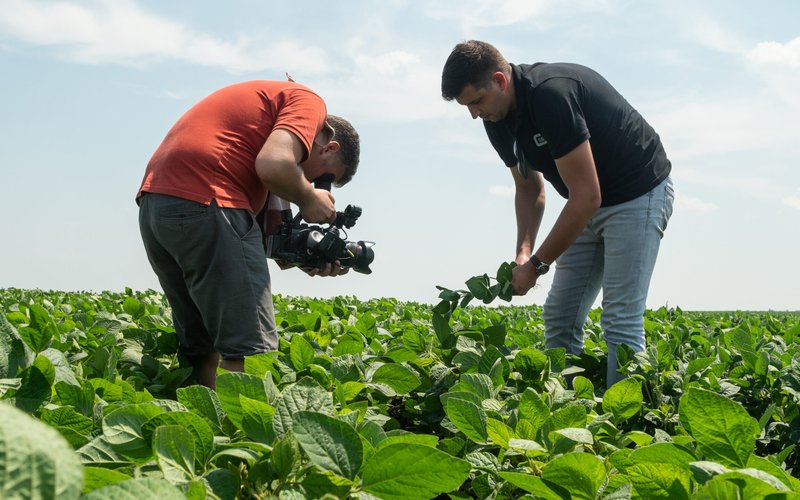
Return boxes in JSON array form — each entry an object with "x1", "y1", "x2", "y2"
[{"x1": 263, "y1": 175, "x2": 375, "y2": 274}]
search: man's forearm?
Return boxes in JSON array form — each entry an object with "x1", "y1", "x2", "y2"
[
  {"x1": 533, "y1": 139, "x2": 602, "y2": 264},
  {"x1": 534, "y1": 198, "x2": 596, "y2": 264},
  {"x1": 257, "y1": 159, "x2": 315, "y2": 207},
  {"x1": 514, "y1": 186, "x2": 545, "y2": 262},
  {"x1": 254, "y1": 129, "x2": 316, "y2": 207}
]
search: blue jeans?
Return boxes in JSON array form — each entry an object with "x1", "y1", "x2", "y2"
[{"x1": 542, "y1": 176, "x2": 674, "y2": 387}]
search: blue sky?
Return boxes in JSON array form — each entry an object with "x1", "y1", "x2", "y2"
[{"x1": 1, "y1": 0, "x2": 798, "y2": 310}]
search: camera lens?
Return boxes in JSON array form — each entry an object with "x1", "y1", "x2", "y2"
[{"x1": 345, "y1": 240, "x2": 374, "y2": 274}]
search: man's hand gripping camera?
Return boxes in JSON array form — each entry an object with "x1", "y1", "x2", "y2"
[{"x1": 263, "y1": 174, "x2": 375, "y2": 274}]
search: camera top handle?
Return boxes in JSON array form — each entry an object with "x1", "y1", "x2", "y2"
[
  {"x1": 286, "y1": 173, "x2": 338, "y2": 225},
  {"x1": 309, "y1": 173, "x2": 360, "y2": 229}
]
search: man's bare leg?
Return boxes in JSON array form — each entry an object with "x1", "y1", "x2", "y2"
[
  {"x1": 220, "y1": 358, "x2": 245, "y2": 373},
  {"x1": 187, "y1": 352, "x2": 220, "y2": 389}
]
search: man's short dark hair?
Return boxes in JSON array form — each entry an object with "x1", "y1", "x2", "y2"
[
  {"x1": 441, "y1": 40, "x2": 510, "y2": 101},
  {"x1": 327, "y1": 114, "x2": 360, "y2": 187}
]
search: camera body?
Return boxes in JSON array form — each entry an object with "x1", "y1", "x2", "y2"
[{"x1": 264, "y1": 205, "x2": 374, "y2": 274}]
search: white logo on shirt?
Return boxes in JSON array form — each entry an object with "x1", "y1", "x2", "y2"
[{"x1": 533, "y1": 133, "x2": 547, "y2": 147}]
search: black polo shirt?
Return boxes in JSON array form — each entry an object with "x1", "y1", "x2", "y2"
[{"x1": 484, "y1": 63, "x2": 671, "y2": 207}]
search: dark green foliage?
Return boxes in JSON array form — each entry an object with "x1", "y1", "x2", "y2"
[{"x1": 1, "y1": 285, "x2": 799, "y2": 498}]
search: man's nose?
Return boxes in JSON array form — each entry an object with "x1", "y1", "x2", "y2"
[{"x1": 468, "y1": 106, "x2": 479, "y2": 119}]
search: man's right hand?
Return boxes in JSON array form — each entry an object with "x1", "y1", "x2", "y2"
[{"x1": 298, "y1": 188, "x2": 336, "y2": 224}]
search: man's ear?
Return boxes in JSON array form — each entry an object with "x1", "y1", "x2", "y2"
[
  {"x1": 323, "y1": 140, "x2": 341, "y2": 154},
  {"x1": 492, "y1": 71, "x2": 509, "y2": 90}
]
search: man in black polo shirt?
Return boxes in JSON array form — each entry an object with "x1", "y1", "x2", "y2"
[{"x1": 441, "y1": 40, "x2": 674, "y2": 387}]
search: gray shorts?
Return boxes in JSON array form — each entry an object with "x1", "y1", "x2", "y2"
[{"x1": 138, "y1": 193, "x2": 278, "y2": 358}]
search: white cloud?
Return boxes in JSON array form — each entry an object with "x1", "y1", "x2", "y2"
[
  {"x1": 650, "y1": 96, "x2": 778, "y2": 159},
  {"x1": 674, "y1": 168, "x2": 787, "y2": 204},
  {"x1": 783, "y1": 188, "x2": 800, "y2": 210},
  {"x1": 310, "y1": 48, "x2": 452, "y2": 123},
  {"x1": 0, "y1": 0, "x2": 330, "y2": 74},
  {"x1": 423, "y1": 0, "x2": 612, "y2": 29},
  {"x1": 744, "y1": 36, "x2": 800, "y2": 113},
  {"x1": 747, "y1": 36, "x2": 800, "y2": 67},
  {"x1": 783, "y1": 196, "x2": 800, "y2": 210},
  {"x1": 675, "y1": 195, "x2": 717, "y2": 213},
  {"x1": 683, "y1": 12, "x2": 750, "y2": 54},
  {"x1": 489, "y1": 185, "x2": 515, "y2": 197},
  {"x1": 355, "y1": 51, "x2": 419, "y2": 76}
]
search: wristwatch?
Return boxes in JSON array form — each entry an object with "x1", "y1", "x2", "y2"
[{"x1": 530, "y1": 255, "x2": 550, "y2": 276}]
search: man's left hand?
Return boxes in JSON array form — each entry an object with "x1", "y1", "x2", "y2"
[{"x1": 301, "y1": 262, "x2": 350, "y2": 277}]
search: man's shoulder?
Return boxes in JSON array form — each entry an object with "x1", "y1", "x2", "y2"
[
  {"x1": 516, "y1": 62, "x2": 596, "y2": 86},
  {"x1": 211, "y1": 80, "x2": 322, "y2": 100}
]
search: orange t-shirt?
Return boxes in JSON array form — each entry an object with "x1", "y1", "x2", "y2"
[{"x1": 136, "y1": 80, "x2": 328, "y2": 213}]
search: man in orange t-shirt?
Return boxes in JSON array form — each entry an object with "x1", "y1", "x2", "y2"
[{"x1": 137, "y1": 80, "x2": 360, "y2": 388}]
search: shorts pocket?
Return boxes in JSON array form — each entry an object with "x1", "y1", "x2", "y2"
[
  {"x1": 222, "y1": 208, "x2": 259, "y2": 240},
  {"x1": 157, "y1": 201, "x2": 210, "y2": 223}
]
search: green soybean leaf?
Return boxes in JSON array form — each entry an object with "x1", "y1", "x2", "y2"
[
  {"x1": 335, "y1": 381, "x2": 365, "y2": 404},
  {"x1": 486, "y1": 418, "x2": 515, "y2": 448},
  {"x1": 371, "y1": 363, "x2": 421, "y2": 394},
  {"x1": 240, "y1": 396, "x2": 276, "y2": 445},
  {"x1": 573, "y1": 376, "x2": 595, "y2": 399},
  {"x1": 82, "y1": 466, "x2": 132, "y2": 493},
  {"x1": 746, "y1": 455, "x2": 795, "y2": 489},
  {"x1": 271, "y1": 434, "x2": 301, "y2": 480},
  {"x1": 154, "y1": 425, "x2": 196, "y2": 483},
  {"x1": 202, "y1": 468, "x2": 240, "y2": 500},
  {"x1": 142, "y1": 412, "x2": 214, "y2": 466},
  {"x1": 701, "y1": 470, "x2": 788, "y2": 497},
  {"x1": 552, "y1": 427, "x2": 594, "y2": 446},
  {"x1": 496, "y1": 261, "x2": 514, "y2": 283},
  {"x1": 498, "y1": 472, "x2": 563, "y2": 499},
  {"x1": 40, "y1": 348, "x2": 81, "y2": 387},
  {"x1": 466, "y1": 275, "x2": 492, "y2": 302},
  {"x1": 467, "y1": 451, "x2": 500, "y2": 473},
  {"x1": 517, "y1": 388, "x2": 549, "y2": 433},
  {"x1": 541, "y1": 452, "x2": 606, "y2": 500},
  {"x1": 0, "y1": 403, "x2": 84, "y2": 499},
  {"x1": 679, "y1": 388, "x2": 759, "y2": 468},
  {"x1": 82, "y1": 478, "x2": 186, "y2": 500},
  {"x1": 122, "y1": 296, "x2": 145, "y2": 318},
  {"x1": 24, "y1": 304, "x2": 57, "y2": 352},
  {"x1": 515, "y1": 348, "x2": 548, "y2": 380},
  {"x1": 102, "y1": 403, "x2": 165, "y2": 460},
  {"x1": 611, "y1": 442, "x2": 696, "y2": 475},
  {"x1": 298, "y1": 468, "x2": 352, "y2": 499},
  {"x1": 272, "y1": 377, "x2": 334, "y2": 438},
  {"x1": 40, "y1": 406, "x2": 93, "y2": 448},
  {"x1": 374, "y1": 433, "x2": 439, "y2": 451},
  {"x1": 77, "y1": 436, "x2": 130, "y2": 468},
  {"x1": 10, "y1": 364, "x2": 52, "y2": 412},
  {"x1": 216, "y1": 371, "x2": 272, "y2": 429},
  {"x1": 290, "y1": 335, "x2": 315, "y2": 371},
  {"x1": 602, "y1": 377, "x2": 643, "y2": 422},
  {"x1": 542, "y1": 405, "x2": 587, "y2": 436},
  {"x1": 508, "y1": 438, "x2": 548, "y2": 454},
  {"x1": 293, "y1": 411, "x2": 363, "y2": 480},
  {"x1": 361, "y1": 443, "x2": 470, "y2": 500},
  {"x1": 444, "y1": 397, "x2": 488, "y2": 443},
  {"x1": 627, "y1": 462, "x2": 692, "y2": 500},
  {"x1": 432, "y1": 313, "x2": 453, "y2": 347},
  {"x1": 0, "y1": 313, "x2": 32, "y2": 378},
  {"x1": 689, "y1": 460, "x2": 731, "y2": 485},
  {"x1": 243, "y1": 352, "x2": 280, "y2": 382},
  {"x1": 176, "y1": 385, "x2": 225, "y2": 434},
  {"x1": 482, "y1": 324, "x2": 507, "y2": 348},
  {"x1": 55, "y1": 381, "x2": 95, "y2": 417},
  {"x1": 454, "y1": 373, "x2": 494, "y2": 400}
]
